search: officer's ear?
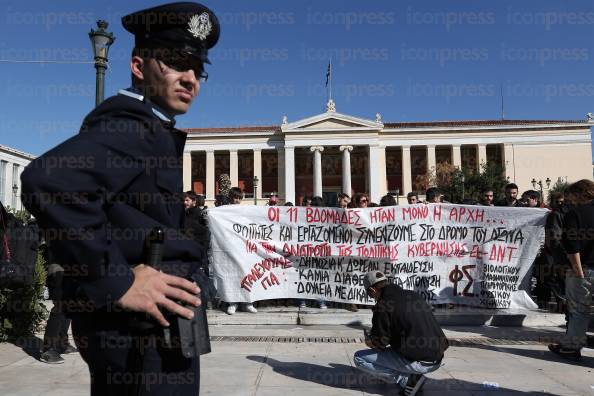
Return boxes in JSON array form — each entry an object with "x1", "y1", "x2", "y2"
[{"x1": 130, "y1": 56, "x2": 146, "y2": 84}]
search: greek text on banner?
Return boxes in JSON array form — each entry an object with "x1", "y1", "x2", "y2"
[{"x1": 208, "y1": 204, "x2": 547, "y2": 309}]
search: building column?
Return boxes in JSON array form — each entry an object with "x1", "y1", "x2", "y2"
[
  {"x1": 206, "y1": 150, "x2": 215, "y2": 200},
  {"x1": 310, "y1": 146, "x2": 324, "y2": 197},
  {"x1": 253, "y1": 149, "x2": 262, "y2": 200},
  {"x1": 277, "y1": 149, "x2": 285, "y2": 201},
  {"x1": 284, "y1": 146, "x2": 295, "y2": 204},
  {"x1": 378, "y1": 145, "x2": 387, "y2": 197},
  {"x1": 477, "y1": 144, "x2": 487, "y2": 170},
  {"x1": 427, "y1": 145, "x2": 436, "y2": 175},
  {"x1": 183, "y1": 151, "x2": 192, "y2": 191},
  {"x1": 368, "y1": 145, "x2": 381, "y2": 202},
  {"x1": 339, "y1": 145, "x2": 353, "y2": 195},
  {"x1": 503, "y1": 143, "x2": 515, "y2": 182},
  {"x1": 402, "y1": 146, "x2": 412, "y2": 194},
  {"x1": 5, "y1": 163, "x2": 13, "y2": 209},
  {"x1": 452, "y1": 145, "x2": 462, "y2": 169},
  {"x1": 229, "y1": 150, "x2": 238, "y2": 187}
]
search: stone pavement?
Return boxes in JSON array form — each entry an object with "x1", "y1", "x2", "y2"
[{"x1": 1, "y1": 321, "x2": 593, "y2": 396}]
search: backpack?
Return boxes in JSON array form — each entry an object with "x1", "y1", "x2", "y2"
[{"x1": 0, "y1": 201, "x2": 40, "y2": 289}]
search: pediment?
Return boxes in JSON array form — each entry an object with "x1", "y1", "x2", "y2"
[{"x1": 282, "y1": 111, "x2": 382, "y2": 132}]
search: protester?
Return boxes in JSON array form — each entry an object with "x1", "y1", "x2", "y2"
[
  {"x1": 522, "y1": 190, "x2": 541, "y2": 208},
  {"x1": 184, "y1": 190, "x2": 197, "y2": 210},
  {"x1": 496, "y1": 183, "x2": 522, "y2": 207},
  {"x1": 297, "y1": 196, "x2": 327, "y2": 309},
  {"x1": 407, "y1": 192, "x2": 419, "y2": 205},
  {"x1": 21, "y1": 3, "x2": 219, "y2": 394},
  {"x1": 267, "y1": 192, "x2": 279, "y2": 206},
  {"x1": 352, "y1": 193, "x2": 369, "y2": 208},
  {"x1": 183, "y1": 192, "x2": 210, "y2": 275},
  {"x1": 335, "y1": 194, "x2": 359, "y2": 311},
  {"x1": 184, "y1": 191, "x2": 216, "y2": 309},
  {"x1": 196, "y1": 194, "x2": 207, "y2": 211},
  {"x1": 353, "y1": 271, "x2": 448, "y2": 395},
  {"x1": 425, "y1": 187, "x2": 441, "y2": 203},
  {"x1": 215, "y1": 194, "x2": 230, "y2": 206},
  {"x1": 302, "y1": 196, "x2": 313, "y2": 207},
  {"x1": 310, "y1": 196, "x2": 325, "y2": 207},
  {"x1": 225, "y1": 187, "x2": 257, "y2": 314},
  {"x1": 380, "y1": 194, "x2": 397, "y2": 206},
  {"x1": 549, "y1": 180, "x2": 594, "y2": 361},
  {"x1": 337, "y1": 193, "x2": 350, "y2": 209},
  {"x1": 544, "y1": 191, "x2": 569, "y2": 312},
  {"x1": 480, "y1": 187, "x2": 495, "y2": 206}
]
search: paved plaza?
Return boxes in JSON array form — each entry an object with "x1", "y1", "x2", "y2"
[{"x1": 1, "y1": 315, "x2": 593, "y2": 396}]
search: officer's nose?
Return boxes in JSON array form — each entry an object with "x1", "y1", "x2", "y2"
[{"x1": 180, "y1": 69, "x2": 199, "y2": 94}]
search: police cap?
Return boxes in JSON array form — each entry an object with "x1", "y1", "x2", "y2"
[{"x1": 122, "y1": 2, "x2": 220, "y2": 64}]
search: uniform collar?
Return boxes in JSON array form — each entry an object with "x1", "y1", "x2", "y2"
[{"x1": 118, "y1": 87, "x2": 176, "y2": 127}]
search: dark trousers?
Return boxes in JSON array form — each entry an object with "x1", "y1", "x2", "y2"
[
  {"x1": 43, "y1": 303, "x2": 71, "y2": 351},
  {"x1": 43, "y1": 270, "x2": 71, "y2": 351},
  {"x1": 72, "y1": 313, "x2": 200, "y2": 396}
]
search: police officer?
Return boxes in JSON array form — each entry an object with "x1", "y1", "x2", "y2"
[{"x1": 21, "y1": 3, "x2": 220, "y2": 395}]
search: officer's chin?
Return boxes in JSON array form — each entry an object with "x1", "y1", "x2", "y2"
[{"x1": 169, "y1": 101, "x2": 191, "y2": 116}]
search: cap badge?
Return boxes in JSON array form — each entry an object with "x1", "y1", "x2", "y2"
[{"x1": 187, "y1": 12, "x2": 212, "y2": 40}]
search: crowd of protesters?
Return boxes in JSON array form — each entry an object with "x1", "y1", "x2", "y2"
[{"x1": 182, "y1": 181, "x2": 592, "y2": 362}]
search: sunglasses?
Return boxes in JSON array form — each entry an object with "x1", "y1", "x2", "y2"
[{"x1": 157, "y1": 57, "x2": 209, "y2": 82}]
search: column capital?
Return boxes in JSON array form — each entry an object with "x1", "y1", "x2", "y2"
[
  {"x1": 339, "y1": 145, "x2": 353, "y2": 152},
  {"x1": 252, "y1": 148, "x2": 262, "y2": 152},
  {"x1": 310, "y1": 146, "x2": 325, "y2": 153}
]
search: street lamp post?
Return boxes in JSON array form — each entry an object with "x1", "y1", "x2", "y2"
[
  {"x1": 531, "y1": 177, "x2": 551, "y2": 200},
  {"x1": 395, "y1": 188, "x2": 400, "y2": 205},
  {"x1": 89, "y1": 20, "x2": 115, "y2": 107},
  {"x1": 253, "y1": 176, "x2": 259, "y2": 205},
  {"x1": 12, "y1": 184, "x2": 18, "y2": 209},
  {"x1": 461, "y1": 174, "x2": 465, "y2": 201}
]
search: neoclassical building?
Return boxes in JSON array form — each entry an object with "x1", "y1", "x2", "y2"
[
  {"x1": 183, "y1": 100, "x2": 594, "y2": 205},
  {"x1": 0, "y1": 144, "x2": 35, "y2": 211}
]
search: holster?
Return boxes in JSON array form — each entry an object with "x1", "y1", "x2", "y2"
[{"x1": 128, "y1": 270, "x2": 211, "y2": 357}]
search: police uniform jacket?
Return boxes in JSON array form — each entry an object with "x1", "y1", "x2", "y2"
[{"x1": 21, "y1": 89, "x2": 205, "y2": 311}]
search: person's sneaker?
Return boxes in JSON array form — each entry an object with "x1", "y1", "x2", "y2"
[
  {"x1": 226, "y1": 303, "x2": 238, "y2": 315},
  {"x1": 548, "y1": 343, "x2": 582, "y2": 361},
  {"x1": 402, "y1": 374, "x2": 426, "y2": 396},
  {"x1": 40, "y1": 350, "x2": 65, "y2": 364},
  {"x1": 60, "y1": 344, "x2": 78, "y2": 354},
  {"x1": 318, "y1": 301, "x2": 327, "y2": 309},
  {"x1": 244, "y1": 304, "x2": 258, "y2": 313}
]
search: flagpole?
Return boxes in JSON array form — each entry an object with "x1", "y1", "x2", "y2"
[{"x1": 328, "y1": 58, "x2": 332, "y2": 101}]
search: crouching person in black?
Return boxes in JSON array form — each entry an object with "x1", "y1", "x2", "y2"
[{"x1": 354, "y1": 272, "x2": 448, "y2": 396}]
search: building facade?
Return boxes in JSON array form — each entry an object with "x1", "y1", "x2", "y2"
[
  {"x1": 184, "y1": 102, "x2": 593, "y2": 206},
  {"x1": 0, "y1": 144, "x2": 35, "y2": 211}
]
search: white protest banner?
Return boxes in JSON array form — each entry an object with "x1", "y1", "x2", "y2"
[{"x1": 208, "y1": 204, "x2": 547, "y2": 308}]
